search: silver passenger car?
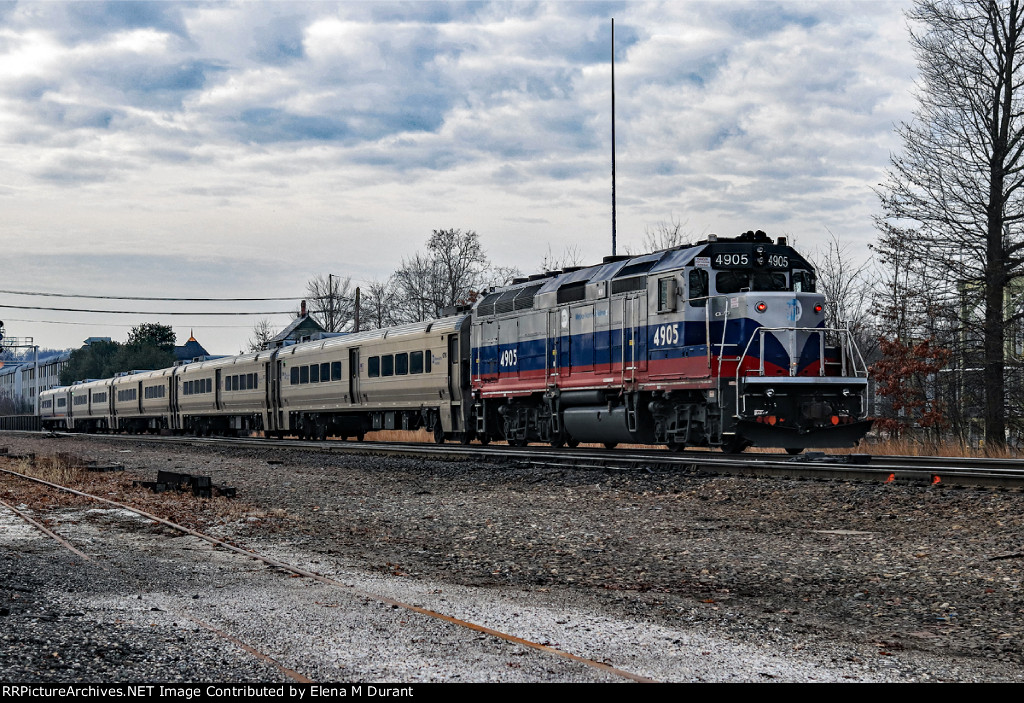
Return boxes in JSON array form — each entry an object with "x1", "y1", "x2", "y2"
[{"x1": 274, "y1": 316, "x2": 471, "y2": 441}]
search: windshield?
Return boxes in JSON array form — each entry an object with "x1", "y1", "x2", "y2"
[{"x1": 715, "y1": 271, "x2": 788, "y2": 294}]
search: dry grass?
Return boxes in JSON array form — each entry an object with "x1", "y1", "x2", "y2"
[
  {"x1": 0, "y1": 454, "x2": 112, "y2": 513},
  {"x1": 355, "y1": 428, "x2": 1022, "y2": 458},
  {"x1": 0, "y1": 452, "x2": 282, "y2": 534},
  {"x1": 257, "y1": 425, "x2": 1024, "y2": 458},
  {"x1": 372, "y1": 429, "x2": 434, "y2": 443},
  {"x1": 851, "y1": 436, "x2": 1021, "y2": 459},
  {"x1": 5, "y1": 453, "x2": 87, "y2": 485}
]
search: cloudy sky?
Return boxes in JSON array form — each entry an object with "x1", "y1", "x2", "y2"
[{"x1": 0, "y1": 0, "x2": 916, "y2": 354}]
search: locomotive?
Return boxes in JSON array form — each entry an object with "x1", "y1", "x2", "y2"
[
  {"x1": 471, "y1": 229, "x2": 870, "y2": 452},
  {"x1": 40, "y1": 230, "x2": 871, "y2": 452}
]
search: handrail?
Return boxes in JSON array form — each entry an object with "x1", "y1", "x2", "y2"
[
  {"x1": 681, "y1": 294, "x2": 735, "y2": 378},
  {"x1": 732, "y1": 324, "x2": 869, "y2": 418},
  {"x1": 736, "y1": 326, "x2": 867, "y2": 386},
  {"x1": 734, "y1": 325, "x2": 869, "y2": 380}
]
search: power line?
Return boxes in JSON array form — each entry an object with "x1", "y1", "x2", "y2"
[
  {"x1": 0, "y1": 317, "x2": 289, "y2": 329},
  {"x1": 0, "y1": 304, "x2": 293, "y2": 316},
  {"x1": 0, "y1": 288, "x2": 302, "y2": 302}
]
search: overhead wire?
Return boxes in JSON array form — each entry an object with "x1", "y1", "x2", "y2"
[
  {"x1": 0, "y1": 304, "x2": 293, "y2": 315},
  {"x1": 0, "y1": 318, "x2": 288, "y2": 329},
  {"x1": 0, "y1": 285, "x2": 304, "y2": 342},
  {"x1": 0, "y1": 288, "x2": 302, "y2": 302}
]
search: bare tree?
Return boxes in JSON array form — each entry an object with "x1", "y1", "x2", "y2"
[
  {"x1": 427, "y1": 228, "x2": 488, "y2": 310},
  {"x1": 872, "y1": 218, "x2": 984, "y2": 443},
  {"x1": 875, "y1": 0, "x2": 1024, "y2": 449},
  {"x1": 484, "y1": 265, "x2": 523, "y2": 288},
  {"x1": 641, "y1": 214, "x2": 692, "y2": 252},
  {"x1": 247, "y1": 318, "x2": 277, "y2": 352},
  {"x1": 539, "y1": 244, "x2": 583, "y2": 273},
  {"x1": 392, "y1": 229, "x2": 494, "y2": 322},
  {"x1": 808, "y1": 230, "x2": 877, "y2": 356},
  {"x1": 305, "y1": 274, "x2": 354, "y2": 333},
  {"x1": 0, "y1": 391, "x2": 31, "y2": 415},
  {"x1": 360, "y1": 279, "x2": 401, "y2": 330},
  {"x1": 391, "y1": 251, "x2": 443, "y2": 323}
]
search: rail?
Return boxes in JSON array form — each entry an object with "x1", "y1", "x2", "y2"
[
  {"x1": 736, "y1": 325, "x2": 868, "y2": 380},
  {"x1": 9, "y1": 429, "x2": 1024, "y2": 488},
  {"x1": 677, "y1": 294, "x2": 736, "y2": 378}
]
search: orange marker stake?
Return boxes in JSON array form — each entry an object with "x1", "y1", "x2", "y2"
[
  {"x1": 885, "y1": 473, "x2": 895, "y2": 483},
  {"x1": 932, "y1": 475, "x2": 942, "y2": 485}
]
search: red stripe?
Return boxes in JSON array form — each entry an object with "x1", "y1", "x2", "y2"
[{"x1": 475, "y1": 355, "x2": 846, "y2": 396}]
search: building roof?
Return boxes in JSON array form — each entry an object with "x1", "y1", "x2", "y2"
[
  {"x1": 174, "y1": 336, "x2": 211, "y2": 362},
  {"x1": 268, "y1": 315, "x2": 326, "y2": 347}
]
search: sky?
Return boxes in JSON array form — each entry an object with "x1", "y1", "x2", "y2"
[{"x1": 0, "y1": 0, "x2": 917, "y2": 355}]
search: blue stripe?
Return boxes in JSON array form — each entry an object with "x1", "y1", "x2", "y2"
[{"x1": 473, "y1": 318, "x2": 830, "y2": 376}]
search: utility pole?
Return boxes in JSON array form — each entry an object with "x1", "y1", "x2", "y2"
[
  {"x1": 354, "y1": 287, "x2": 360, "y2": 333},
  {"x1": 328, "y1": 273, "x2": 335, "y2": 332}
]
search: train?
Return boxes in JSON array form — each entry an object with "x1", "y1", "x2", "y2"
[{"x1": 39, "y1": 230, "x2": 872, "y2": 453}]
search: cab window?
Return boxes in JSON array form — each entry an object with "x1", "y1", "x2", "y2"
[
  {"x1": 688, "y1": 269, "x2": 708, "y2": 307},
  {"x1": 792, "y1": 270, "x2": 816, "y2": 292}
]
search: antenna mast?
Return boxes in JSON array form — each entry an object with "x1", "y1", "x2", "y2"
[{"x1": 611, "y1": 18, "x2": 617, "y2": 256}]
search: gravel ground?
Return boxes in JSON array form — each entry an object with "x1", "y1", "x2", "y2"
[{"x1": 1, "y1": 433, "x2": 1023, "y2": 682}]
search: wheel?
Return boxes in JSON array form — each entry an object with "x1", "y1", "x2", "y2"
[
  {"x1": 567, "y1": 439, "x2": 580, "y2": 448},
  {"x1": 316, "y1": 424, "x2": 328, "y2": 441},
  {"x1": 550, "y1": 437, "x2": 565, "y2": 448},
  {"x1": 668, "y1": 441, "x2": 685, "y2": 452},
  {"x1": 786, "y1": 447, "x2": 804, "y2": 455},
  {"x1": 478, "y1": 434, "x2": 490, "y2": 446},
  {"x1": 434, "y1": 423, "x2": 445, "y2": 444},
  {"x1": 460, "y1": 432, "x2": 472, "y2": 445},
  {"x1": 603, "y1": 442, "x2": 618, "y2": 450}
]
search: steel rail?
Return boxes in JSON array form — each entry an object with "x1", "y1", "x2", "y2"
[
  {"x1": 0, "y1": 496, "x2": 91, "y2": 561},
  {"x1": 181, "y1": 615, "x2": 314, "y2": 684},
  {"x1": 0, "y1": 464, "x2": 657, "y2": 683},
  {"x1": 22, "y1": 429, "x2": 1024, "y2": 488},
  {"x1": 0, "y1": 481, "x2": 318, "y2": 682}
]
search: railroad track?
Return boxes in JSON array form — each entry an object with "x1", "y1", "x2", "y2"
[
  {"x1": 4, "y1": 431, "x2": 1019, "y2": 682},
  {"x1": 10, "y1": 429, "x2": 1024, "y2": 488},
  {"x1": 0, "y1": 462, "x2": 656, "y2": 683}
]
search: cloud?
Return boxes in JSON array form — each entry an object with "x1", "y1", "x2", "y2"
[{"x1": 0, "y1": 0, "x2": 917, "y2": 354}]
